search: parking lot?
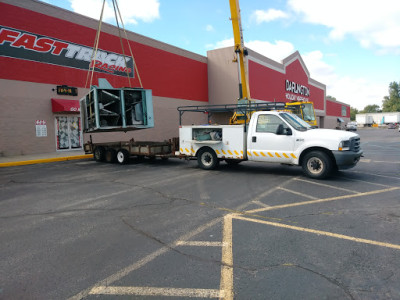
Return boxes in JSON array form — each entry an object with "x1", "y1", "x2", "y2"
[{"x1": 1, "y1": 128, "x2": 399, "y2": 299}]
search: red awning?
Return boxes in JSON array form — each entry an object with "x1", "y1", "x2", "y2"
[{"x1": 51, "y1": 98, "x2": 80, "y2": 113}]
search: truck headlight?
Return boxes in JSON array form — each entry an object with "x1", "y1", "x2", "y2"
[{"x1": 338, "y1": 140, "x2": 350, "y2": 151}]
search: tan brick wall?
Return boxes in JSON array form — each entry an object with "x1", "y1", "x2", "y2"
[{"x1": 0, "y1": 79, "x2": 207, "y2": 156}]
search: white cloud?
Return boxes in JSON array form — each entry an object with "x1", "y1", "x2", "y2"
[
  {"x1": 205, "y1": 38, "x2": 234, "y2": 50},
  {"x1": 252, "y1": 9, "x2": 289, "y2": 24},
  {"x1": 206, "y1": 25, "x2": 214, "y2": 32},
  {"x1": 246, "y1": 40, "x2": 295, "y2": 62},
  {"x1": 69, "y1": 0, "x2": 160, "y2": 25},
  {"x1": 288, "y1": 0, "x2": 400, "y2": 53},
  {"x1": 302, "y1": 51, "x2": 387, "y2": 110},
  {"x1": 206, "y1": 39, "x2": 295, "y2": 63}
]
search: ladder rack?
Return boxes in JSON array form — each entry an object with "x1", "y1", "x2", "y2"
[{"x1": 177, "y1": 102, "x2": 287, "y2": 125}]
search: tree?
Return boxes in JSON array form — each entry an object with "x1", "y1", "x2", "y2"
[
  {"x1": 382, "y1": 81, "x2": 400, "y2": 112},
  {"x1": 361, "y1": 104, "x2": 381, "y2": 113},
  {"x1": 350, "y1": 107, "x2": 358, "y2": 120}
]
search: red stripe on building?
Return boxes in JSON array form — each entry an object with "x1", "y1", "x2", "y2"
[{"x1": 0, "y1": 2, "x2": 208, "y2": 102}]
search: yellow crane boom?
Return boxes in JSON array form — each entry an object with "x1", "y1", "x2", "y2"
[
  {"x1": 229, "y1": 0, "x2": 250, "y2": 100},
  {"x1": 228, "y1": 0, "x2": 318, "y2": 127}
]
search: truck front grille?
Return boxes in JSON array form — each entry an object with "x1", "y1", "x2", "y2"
[{"x1": 350, "y1": 137, "x2": 361, "y2": 152}]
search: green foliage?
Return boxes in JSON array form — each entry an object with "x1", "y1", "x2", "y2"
[
  {"x1": 382, "y1": 81, "x2": 400, "y2": 112},
  {"x1": 350, "y1": 107, "x2": 358, "y2": 120},
  {"x1": 361, "y1": 104, "x2": 381, "y2": 113}
]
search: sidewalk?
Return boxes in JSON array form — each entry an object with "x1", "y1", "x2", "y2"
[{"x1": 0, "y1": 150, "x2": 93, "y2": 167}]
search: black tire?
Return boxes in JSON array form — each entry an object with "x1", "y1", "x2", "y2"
[
  {"x1": 105, "y1": 148, "x2": 117, "y2": 163},
  {"x1": 302, "y1": 151, "x2": 333, "y2": 179},
  {"x1": 94, "y1": 146, "x2": 105, "y2": 162},
  {"x1": 116, "y1": 149, "x2": 130, "y2": 164},
  {"x1": 225, "y1": 159, "x2": 241, "y2": 165},
  {"x1": 197, "y1": 148, "x2": 219, "y2": 170}
]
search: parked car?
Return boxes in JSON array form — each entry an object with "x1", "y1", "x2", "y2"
[
  {"x1": 346, "y1": 122, "x2": 357, "y2": 131},
  {"x1": 387, "y1": 123, "x2": 396, "y2": 129}
]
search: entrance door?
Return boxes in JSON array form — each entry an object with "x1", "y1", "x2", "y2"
[{"x1": 55, "y1": 116, "x2": 82, "y2": 150}]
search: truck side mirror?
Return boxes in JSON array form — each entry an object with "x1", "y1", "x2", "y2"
[
  {"x1": 276, "y1": 124, "x2": 292, "y2": 135},
  {"x1": 276, "y1": 124, "x2": 284, "y2": 135}
]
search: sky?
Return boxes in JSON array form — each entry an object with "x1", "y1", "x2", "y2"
[{"x1": 39, "y1": 0, "x2": 400, "y2": 111}]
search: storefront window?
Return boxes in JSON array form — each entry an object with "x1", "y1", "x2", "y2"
[
  {"x1": 55, "y1": 116, "x2": 82, "y2": 150},
  {"x1": 342, "y1": 106, "x2": 347, "y2": 117}
]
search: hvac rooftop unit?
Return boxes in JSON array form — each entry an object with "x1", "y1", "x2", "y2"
[{"x1": 80, "y1": 80, "x2": 154, "y2": 132}]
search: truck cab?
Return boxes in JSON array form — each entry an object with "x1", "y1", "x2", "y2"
[{"x1": 247, "y1": 111, "x2": 362, "y2": 178}]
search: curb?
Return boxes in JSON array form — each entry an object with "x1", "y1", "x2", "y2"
[{"x1": 0, "y1": 154, "x2": 93, "y2": 167}]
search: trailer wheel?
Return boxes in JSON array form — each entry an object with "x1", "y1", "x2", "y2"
[
  {"x1": 105, "y1": 148, "x2": 117, "y2": 163},
  {"x1": 302, "y1": 151, "x2": 333, "y2": 179},
  {"x1": 116, "y1": 149, "x2": 130, "y2": 164},
  {"x1": 197, "y1": 148, "x2": 219, "y2": 170},
  {"x1": 94, "y1": 146, "x2": 105, "y2": 162}
]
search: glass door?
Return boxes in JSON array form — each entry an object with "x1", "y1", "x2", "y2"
[{"x1": 55, "y1": 116, "x2": 82, "y2": 150}]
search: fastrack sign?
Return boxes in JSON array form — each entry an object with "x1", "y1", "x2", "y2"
[{"x1": 0, "y1": 26, "x2": 134, "y2": 77}]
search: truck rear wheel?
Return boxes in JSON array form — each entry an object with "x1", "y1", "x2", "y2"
[
  {"x1": 197, "y1": 148, "x2": 219, "y2": 170},
  {"x1": 105, "y1": 148, "x2": 117, "y2": 163},
  {"x1": 302, "y1": 151, "x2": 333, "y2": 179},
  {"x1": 117, "y1": 149, "x2": 130, "y2": 164},
  {"x1": 94, "y1": 146, "x2": 105, "y2": 162}
]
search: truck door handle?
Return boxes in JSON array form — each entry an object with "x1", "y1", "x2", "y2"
[{"x1": 252, "y1": 136, "x2": 257, "y2": 143}]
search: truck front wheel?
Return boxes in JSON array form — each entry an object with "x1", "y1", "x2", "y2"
[
  {"x1": 197, "y1": 148, "x2": 219, "y2": 170},
  {"x1": 302, "y1": 151, "x2": 333, "y2": 179}
]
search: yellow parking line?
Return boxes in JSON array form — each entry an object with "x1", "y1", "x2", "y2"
[
  {"x1": 233, "y1": 215, "x2": 400, "y2": 250},
  {"x1": 220, "y1": 214, "x2": 233, "y2": 300}
]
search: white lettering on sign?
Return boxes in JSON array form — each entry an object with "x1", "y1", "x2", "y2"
[
  {"x1": 285, "y1": 93, "x2": 309, "y2": 102},
  {"x1": 0, "y1": 26, "x2": 133, "y2": 76},
  {"x1": 285, "y1": 80, "x2": 310, "y2": 97}
]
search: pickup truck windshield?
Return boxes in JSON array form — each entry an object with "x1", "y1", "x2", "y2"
[{"x1": 280, "y1": 112, "x2": 312, "y2": 131}]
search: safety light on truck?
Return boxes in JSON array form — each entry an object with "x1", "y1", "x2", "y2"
[{"x1": 338, "y1": 140, "x2": 350, "y2": 151}]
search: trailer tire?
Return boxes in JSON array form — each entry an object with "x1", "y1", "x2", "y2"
[
  {"x1": 197, "y1": 148, "x2": 219, "y2": 170},
  {"x1": 117, "y1": 149, "x2": 130, "y2": 164},
  {"x1": 94, "y1": 146, "x2": 105, "y2": 162},
  {"x1": 105, "y1": 148, "x2": 117, "y2": 163},
  {"x1": 302, "y1": 150, "x2": 333, "y2": 179}
]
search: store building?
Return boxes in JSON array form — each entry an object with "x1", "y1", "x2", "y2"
[{"x1": 0, "y1": 0, "x2": 350, "y2": 157}]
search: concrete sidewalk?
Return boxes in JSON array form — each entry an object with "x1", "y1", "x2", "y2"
[{"x1": 0, "y1": 150, "x2": 93, "y2": 167}]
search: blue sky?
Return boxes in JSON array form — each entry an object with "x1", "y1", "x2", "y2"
[{"x1": 40, "y1": 0, "x2": 399, "y2": 110}]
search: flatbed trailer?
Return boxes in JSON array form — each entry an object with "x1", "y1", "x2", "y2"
[{"x1": 84, "y1": 138, "x2": 180, "y2": 164}]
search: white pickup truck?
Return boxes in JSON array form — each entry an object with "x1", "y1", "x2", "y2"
[{"x1": 179, "y1": 110, "x2": 363, "y2": 179}]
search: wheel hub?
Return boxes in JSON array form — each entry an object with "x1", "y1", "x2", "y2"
[{"x1": 308, "y1": 158, "x2": 323, "y2": 174}]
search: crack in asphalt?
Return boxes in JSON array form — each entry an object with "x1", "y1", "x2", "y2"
[{"x1": 242, "y1": 263, "x2": 355, "y2": 300}]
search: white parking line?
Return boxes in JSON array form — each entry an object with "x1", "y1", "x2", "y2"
[
  {"x1": 294, "y1": 178, "x2": 360, "y2": 194},
  {"x1": 176, "y1": 241, "x2": 224, "y2": 247},
  {"x1": 89, "y1": 286, "x2": 222, "y2": 298},
  {"x1": 277, "y1": 187, "x2": 318, "y2": 200}
]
